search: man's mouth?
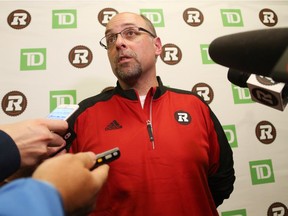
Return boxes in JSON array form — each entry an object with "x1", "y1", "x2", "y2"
[{"x1": 118, "y1": 55, "x2": 131, "y2": 64}]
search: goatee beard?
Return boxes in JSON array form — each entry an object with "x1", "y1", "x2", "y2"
[{"x1": 116, "y1": 62, "x2": 142, "y2": 86}]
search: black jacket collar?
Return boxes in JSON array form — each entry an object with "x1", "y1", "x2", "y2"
[{"x1": 115, "y1": 76, "x2": 167, "y2": 100}]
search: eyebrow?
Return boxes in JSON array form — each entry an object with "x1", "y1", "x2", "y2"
[{"x1": 105, "y1": 23, "x2": 138, "y2": 35}]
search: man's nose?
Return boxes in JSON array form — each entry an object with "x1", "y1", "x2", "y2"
[{"x1": 115, "y1": 33, "x2": 127, "y2": 49}]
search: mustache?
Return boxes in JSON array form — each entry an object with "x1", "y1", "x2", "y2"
[{"x1": 114, "y1": 51, "x2": 137, "y2": 63}]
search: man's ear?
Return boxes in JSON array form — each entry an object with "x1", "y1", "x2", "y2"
[{"x1": 154, "y1": 37, "x2": 162, "y2": 56}]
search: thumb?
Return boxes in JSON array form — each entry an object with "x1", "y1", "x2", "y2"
[
  {"x1": 90, "y1": 164, "x2": 110, "y2": 188},
  {"x1": 74, "y1": 152, "x2": 96, "y2": 169}
]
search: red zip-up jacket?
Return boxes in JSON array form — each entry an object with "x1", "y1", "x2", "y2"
[{"x1": 68, "y1": 77, "x2": 235, "y2": 216}]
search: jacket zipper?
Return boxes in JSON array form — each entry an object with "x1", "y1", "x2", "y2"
[
  {"x1": 146, "y1": 120, "x2": 155, "y2": 149},
  {"x1": 146, "y1": 95, "x2": 155, "y2": 149}
]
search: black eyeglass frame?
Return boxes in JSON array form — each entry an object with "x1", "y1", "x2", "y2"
[{"x1": 99, "y1": 27, "x2": 157, "y2": 50}]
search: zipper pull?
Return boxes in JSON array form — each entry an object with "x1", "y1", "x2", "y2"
[
  {"x1": 146, "y1": 120, "x2": 155, "y2": 149},
  {"x1": 146, "y1": 120, "x2": 154, "y2": 141}
]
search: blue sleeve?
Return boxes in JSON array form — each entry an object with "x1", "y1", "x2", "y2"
[
  {"x1": 0, "y1": 130, "x2": 21, "y2": 181},
  {"x1": 0, "y1": 178, "x2": 64, "y2": 216}
]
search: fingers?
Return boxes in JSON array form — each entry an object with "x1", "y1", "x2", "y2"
[
  {"x1": 73, "y1": 152, "x2": 97, "y2": 169},
  {"x1": 34, "y1": 152, "x2": 109, "y2": 215},
  {"x1": 73, "y1": 152, "x2": 110, "y2": 185},
  {"x1": 47, "y1": 145, "x2": 66, "y2": 156},
  {"x1": 90, "y1": 164, "x2": 110, "y2": 187},
  {"x1": 42, "y1": 119, "x2": 68, "y2": 134},
  {"x1": 47, "y1": 132, "x2": 66, "y2": 147},
  {"x1": 53, "y1": 148, "x2": 67, "y2": 156}
]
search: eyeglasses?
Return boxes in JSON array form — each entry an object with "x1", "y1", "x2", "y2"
[{"x1": 99, "y1": 26, "x2": 156, "y2": 50}]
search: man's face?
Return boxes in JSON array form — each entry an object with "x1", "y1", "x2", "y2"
[{"x1": 104, "y1": 13, "x2": 160, "y2": 86}]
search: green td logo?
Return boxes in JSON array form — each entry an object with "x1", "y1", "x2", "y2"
[
  {"x1": 200, "y1": 44, "x2": 214, "y2": 64},
  {"x1": 20, "y1": 48, "x2": 46, "y2": 71},
  {"x1": 223, "y1": 125, "x2": 238, "y2": 148},
  {"x1": 231, "y1": 84, "x2": 254, "y2": 104},
  {"x1": 249, "y1": 159, "x2": 275, "y2": 185},
  {"x1": 221, "y1": 9, "x2": 244, "y2": 27},
  {"x1": 52, "y1": 9, "x2": 77, "y2": 29},
  {"x1": 50, "y1": 90, "x2": 77, "y2": 111},
  {"x1": 140, "y1": 9, "x2": 165, "y2": 27},
  {"x1": 221, "y1": 209, "x2": 247, "y2": 216}
]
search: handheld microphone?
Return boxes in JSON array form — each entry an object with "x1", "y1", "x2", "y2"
[
  {"x1": 227, "y1": 68, "x2": 288, "y2": 111},
  {"x1": 208, "y1": 28, "x2": 288, "y2": 83}
]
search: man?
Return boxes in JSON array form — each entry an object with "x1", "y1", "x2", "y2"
[{"x1": 68, "y1": 12, "x2": 235, "y2": 216}]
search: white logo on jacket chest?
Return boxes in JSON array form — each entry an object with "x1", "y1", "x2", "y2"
[{"x1": 174, "y1": 110, "x2": 191, "y2": 125}]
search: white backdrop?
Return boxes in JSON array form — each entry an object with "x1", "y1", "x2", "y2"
[{"x1": 1, "y1": 1, "x2": 288, "y2": 215}]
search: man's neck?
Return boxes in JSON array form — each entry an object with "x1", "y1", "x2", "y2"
[{"x1": 119, "y1": 76, "x2": 158, "y2": 96}]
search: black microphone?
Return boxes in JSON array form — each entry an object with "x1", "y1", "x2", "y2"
[
  {"x1": 208, "y1": 28, "x2": 288, "y2": 83},
  {"x1": 227, "y1": 68, "x2": 250, "y2": 88},
  {"x1": 227, "y1": 68, "x2": 288, "y2": 111}
]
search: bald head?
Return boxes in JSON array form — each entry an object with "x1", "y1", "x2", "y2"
[{"x1": 106, "y1": 12, "x2": 157, "y2": 36}]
